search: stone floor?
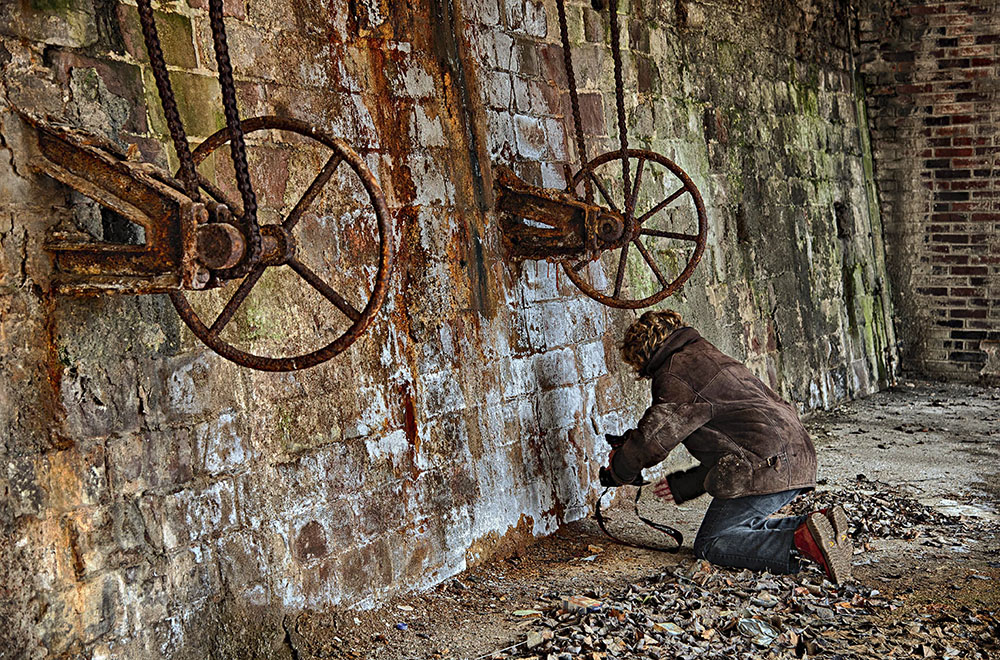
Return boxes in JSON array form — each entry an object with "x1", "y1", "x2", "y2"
[{"x1": 287, "y1": 379, "x2": 1000, "y2": 659}]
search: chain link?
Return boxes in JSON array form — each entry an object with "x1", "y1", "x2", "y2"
[
  {"x1": 607, "y1": 0, "x2": 631, "y2": 214},
  {"x1": 556, "y1": 0, "x2": 592, "y2": 203},
  {"x1": 136, "y1": 0, "x2": 261, "y2": 278},
  {"x1": 207, "y1": 0, "x2": 261, "y2": 277},
  {"x1": 555, "y1": 0, "x2": 631, "y2": 210},
  {"x1": 136, "y1": 0, "x2": 201, "y2": 202}
]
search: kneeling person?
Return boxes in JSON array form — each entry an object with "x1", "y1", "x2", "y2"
[{"x1": 601, "y1": 310, "x2": 852, "y2": 584}]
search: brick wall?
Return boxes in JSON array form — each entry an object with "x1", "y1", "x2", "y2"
[
  {"x1": 2, "y1": 0, "x2": 896, "y2": 656},
  {"x1": 858, "y1": 0, "x2": 1000, "y2": 381}
]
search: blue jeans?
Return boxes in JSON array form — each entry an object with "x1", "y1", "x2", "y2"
[{"x1": 693, "y1": 488, "x2": 809, "y2": 574}]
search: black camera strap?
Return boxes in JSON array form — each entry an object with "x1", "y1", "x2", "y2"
[{"x1": 594, "y1": 485, "x2": 684, "y2": 552}]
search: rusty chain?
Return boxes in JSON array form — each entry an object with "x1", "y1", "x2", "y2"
[
  {"x1": 207, "y1": 0, "x2": 261, "y2": 277},
  {"x1": 136, "y1": 0, "x2": 201, "y2": 202},
  {"x1": 606, "y1": 0, "x2": 631, "y2": 215},
  {"x1": 555, "y1": 0, "x2": 631, "y2": 210},
  {"x1": 135, "y1": 0, "x2": 260, "y2": 278},
  {"x1": 556, "y1": 0, "x2": 592, "y2": 203}
]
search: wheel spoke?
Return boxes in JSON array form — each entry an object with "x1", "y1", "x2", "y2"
[
  {"x1": 626, "y1": 157, "x2": 645, "y2": 219},
  {"x1": 284, "y1": 153, "x2": 343, "y2": 231},
  {"x1": 588, "y1": 173, "x2": 620, "y2": 214},
  {"x1": 637, "y1": 186, "x2": 687, "y2": 225},
  {"x1": 208, "y1": 263, "x2": 266, "y2": 339},
  {"x1": 640, "y1": 228, "x2": 701, "y2": 242},
  {"x1": 288, "y1": 257, "x2": 361, "y2": 322},
  {"x1": 613, "y1": 241, "x2": 630, "y2": 298},
  {"x1": 632, "y1": 238, "x2": 669, "y2": 288},
  {"x1": 571, "y1": 258, "x2": 590, "y2": 273}
]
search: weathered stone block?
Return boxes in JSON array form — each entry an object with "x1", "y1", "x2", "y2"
[
  {"x1": 537, "y1": 385, "x2": 584, "y2": 430},
  {"x1": 391, "y1": 58, "x2": 438, "y2": 99},
  {"x1": 337, "y1": 537, "x2": 394, "y2": 603},
  {"x1": 534, "y1": 346, "x2": 579, "y2": 389},
  {"x1": 577, "y1": 339, "x2": 609, "y2": 381},
  {"x1": 216, "y1": 530, "x2": 269, "y2": 598},
  {"x1": 261, "y1": 441, "x2": 367, "y2": 506},
  {"x1": 420, "y1": 368, "x2": 467, "y2": 418},
  {"x1": 59, "y1": 363, "x2": 140, "y2": 440},
  {"x1": 0, "y1": 0, "x2": 97, "y2": 48},
  {"x1": 296, "y1": 555, "x2": 342, "y2": 607},
  {"x1": 117, "y1": 6, "x2": 197, "y2": 69},
  {"x1": 464, "y1": 0, "x2": 500, "y2": 26},
  {"x1": 39, "y1": 441, "x2": 106, "y2": 511},
  {"x1": 25, "y1": 516, "x2": 77, "y2": 589},
  {"x1": 47, "y1": 52, "x2": 147, "y2": 136},
  {"x1": 143, "y1": 354, "x2": 243, "y2": 424},
  {"x1": 5, "y1": 454, "x2": 45, "y2": 517},
  {"x1": 196, "y1": 409, "x2": 250, "y2": 475},
  {"x1": 503, "y1": 0, "x2": 547, "y2": 37},
  {"x1": 146, "y1": 70, "x2": 224, "y2": 139},
  {"x1": 167, "y1": 543, "x2": 221, "y2": 604},
  {"x1": 160, "y1": 479, "x2": 238, "y2": 550},
  {"x1": 106, "y1": 429, "x2": 195, "y2": 494}
]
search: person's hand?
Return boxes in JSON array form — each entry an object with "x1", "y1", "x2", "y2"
[
  {"x1": 599, "y1": 447, "x2": 621, "y2": 487},
  {"x1": 604, "y1": 432, "x2": 626, "y2": 448},
  {"x1": 598, "y1": 466, "x2": 619, "y2": 487},
  {"x1": 652, "y1": 477, "x2": 674, "y2": 502}
]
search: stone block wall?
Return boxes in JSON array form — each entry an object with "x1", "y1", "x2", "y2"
[
  {"x1": 857, "y1": 0, "x2": 1000, "y2": 381},
  {"x1": 1, "y1": 0, "x2": 894, "y2": 656}
]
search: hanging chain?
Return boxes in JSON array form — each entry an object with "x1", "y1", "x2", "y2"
[
  {"x1": 207, "y1": 0, "x2": 260, "y2": 275},
  {"x1": 607, "y1": 0, "x2": 631, "y2": 215},
  {"x1": 136, "y1": 0, "x2": 201, "y2": 202},
  {"x1": 556, "y1": 0, "x2": 593, "y2": 203},
  {"x1": 555, "y1": 0, "x2": 631, "y2": 210},
  {"x1": 136, "y1": 0, "x2": 261, "y2": 277}
]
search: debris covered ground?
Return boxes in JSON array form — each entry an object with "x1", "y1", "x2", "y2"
[{"x1": 288, "y1": 381, "x2": 1000, "y2": 659}]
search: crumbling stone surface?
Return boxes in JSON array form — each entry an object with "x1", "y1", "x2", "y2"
[{"x1": 1, "y1": 0, "x2": 898, "y2": 657}]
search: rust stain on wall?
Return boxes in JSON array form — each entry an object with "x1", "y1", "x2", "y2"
[
  {"x1": 464, "y1": 513, "x2": 536, "y2": 568},
  {"x1": 65, "y1": 521, "x2": 85, "y2": 579},
  {"x1": 398, "y1": 380, "x2": 418, "y2": 451}
]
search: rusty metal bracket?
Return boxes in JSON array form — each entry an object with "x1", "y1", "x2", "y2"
[
  {"x1": 26, "y1": 117, "x2": 221, "y2": 295},
  {"x1": 494, "y1": 165, "x2": 624, "y2": 262}
]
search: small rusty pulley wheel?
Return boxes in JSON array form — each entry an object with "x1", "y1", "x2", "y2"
[
  {"x1": 170, "y1": 116, "x2": 393, "y2": 371},
  {"x1": 563, "y1": 149, "x2": 707, "y2": 309}
]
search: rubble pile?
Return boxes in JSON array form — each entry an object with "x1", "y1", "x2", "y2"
[
  {"x1": 784, "y1": 475, "x2": 980, "y2": 548},
  {"x1": 489, "y1": 561, "x2": 998, "y2": 660}
]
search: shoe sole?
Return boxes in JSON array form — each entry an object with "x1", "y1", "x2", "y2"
[
  {"x1": 827, "y1": 505, "x2": 855, "y2": 567},
  {"x1": 806, "y1": 512, "x2": 851, "y2": 585},
  {"x1": 827, "y1": 505, "x2": 850, "y2": 544}
]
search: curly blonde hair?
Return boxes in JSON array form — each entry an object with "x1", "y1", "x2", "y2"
[{"x1": 620, "y1": 309, "x2": 685, "y2": 372}]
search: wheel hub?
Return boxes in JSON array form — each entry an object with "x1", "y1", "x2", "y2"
[
  {"x1": 259, "y1": 223, "x2": 295, "y2": 266},
  {"x1": 596, "y1": 210, "x2": 626, "y2": 245}
]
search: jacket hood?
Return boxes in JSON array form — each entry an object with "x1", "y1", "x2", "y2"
[{"x1": 639, "y1": 326, "x2": 701, "y2": 378}]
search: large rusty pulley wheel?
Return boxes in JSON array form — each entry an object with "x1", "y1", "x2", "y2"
[
  {"x1": 563, "y1": 149, "x2": 707, "y2": 309},
  {"x1": 169, "y1": 116, "x2": 393, "y2": 372}
]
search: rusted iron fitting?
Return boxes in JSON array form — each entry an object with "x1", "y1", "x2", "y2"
[
  {"x1": 494, "y1": 165, "x2": 622, "y2": 262},
  {"x1": 24, "y1": 115, "x2": 252, "y2": 294},
  {"x1": 259, "y1": 224, "x2": 295, "y2": 266},
  {"x1": 596, "y1": 212, "x2": 625, "y2": 243},
  {"x1": 196, "y1": 221, "x2": 245, "y2": 270}
]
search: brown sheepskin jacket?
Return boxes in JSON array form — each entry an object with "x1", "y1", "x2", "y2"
[{"x1": 610, "y1": 327, "x2": 817, "y2": 501}]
